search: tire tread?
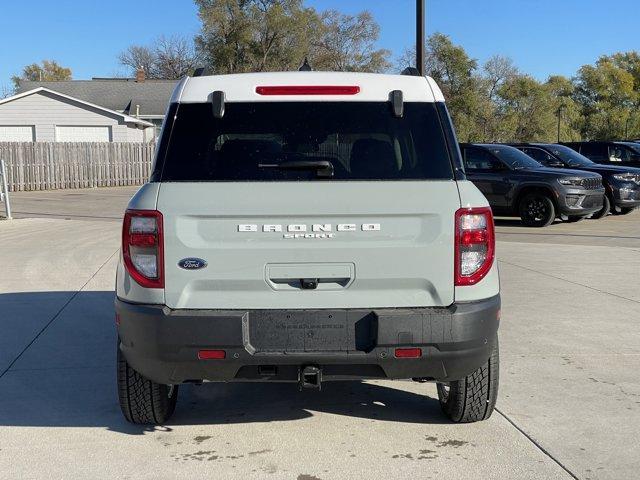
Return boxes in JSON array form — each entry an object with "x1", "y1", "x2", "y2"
[
  {"x1": 438, "y1": 337, "x2": 499, "y2": 423},
  {"x1": 117, "y1": 344, "x2": 177, "y2": 425}
]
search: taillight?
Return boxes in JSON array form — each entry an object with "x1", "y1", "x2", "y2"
[
  {"x1": 122, "y1": 210, "x2": 164, "y2": 289},
  {"x1": 455, "y1": 207, "x2": 495, "y2": 286}
]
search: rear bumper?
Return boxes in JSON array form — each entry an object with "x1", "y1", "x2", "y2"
[{"x1": 116, "y1": 295, "x2": 500, "y2": 385}]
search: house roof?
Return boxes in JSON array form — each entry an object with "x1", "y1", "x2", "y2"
[
  {"x1": 0, "y1": 87, "x2": 154, "y2": 127},
  {"x1": 17, "y1": 78, "x2": 178, "y2": 117}
]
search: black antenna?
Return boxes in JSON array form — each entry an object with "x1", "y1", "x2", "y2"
[
  {"x1": 416, "y1": 0, "x2": 425, "y2": 76},
  {"x1": 299, "y1": 57, "x2": 313, "y2": 72}
]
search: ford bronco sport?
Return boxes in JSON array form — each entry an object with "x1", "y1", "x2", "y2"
[{"x1": 116, "y1": 72, "x2": 501, "y2": 425}]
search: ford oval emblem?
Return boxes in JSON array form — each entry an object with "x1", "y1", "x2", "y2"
[{"x1": 178, "y1": 258, "x2": 208, "y2": 270}]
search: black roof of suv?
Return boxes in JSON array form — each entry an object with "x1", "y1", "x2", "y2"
[
  {"x1": 562, "y1": 141, "x2": 640, "y2": 167},
  {"x1": 460, "y1": 143, "x2": 605, "y2": 227}
]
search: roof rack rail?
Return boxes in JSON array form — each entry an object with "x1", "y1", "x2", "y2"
[
  {"x1": 193, "y1": 67, "x2": 209, "y2": 77},
  {"x1": 401, "y1": 67, "x2": 422, "y2": 77},
  {"x1": 299, "y1": 57, "x2": 313, "y2": 72}
]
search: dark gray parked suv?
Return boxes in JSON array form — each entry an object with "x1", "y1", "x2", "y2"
[
  {"x1": 460, "y1": 144, "x2": 605, "y2": 227},
  {"x1": 512, "y1": 143, "x2": 640, "y2": 217}
]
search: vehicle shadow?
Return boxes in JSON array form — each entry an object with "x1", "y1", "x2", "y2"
[
  {"x1": 494, "y1": 217, "x2": 527, "y2": 228},
  {"x1": 0, "y1": 291, "x2": 449, "y2": 435},
  {"x1": 494, "y1": 217, "x2": 577, "y2": 229}
]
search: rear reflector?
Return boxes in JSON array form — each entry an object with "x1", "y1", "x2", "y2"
[
  {"x1": 394, "y1": 348, "x2": 422, "y2": 358},
  {"x1": 256, "y1": 86, "x2": 361, "y2": 96},
  {"x1": 198, "y1": 350, "x2": 226, "y2": 360}
]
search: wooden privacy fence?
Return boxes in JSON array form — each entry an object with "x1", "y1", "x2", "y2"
[{"x1": 0, "y1": 142, "x2": 156, "y2": 192}]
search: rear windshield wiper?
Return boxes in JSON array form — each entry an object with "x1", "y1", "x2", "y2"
[{"x1": 258, "y1": 160, "x2": 334, "y2": 178}]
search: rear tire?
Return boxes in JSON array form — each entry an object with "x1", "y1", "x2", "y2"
[
  {"x1": 591, "y1": 195, "x2": 611, "y2": 219},
  {"x1": 437, "y1": 337, "x2": 499, "y2": 423},
  {"x1": 117, "y1": 343, "x2": 178, "y2": 425},
  {"x1": 519, "y1": 193, "x2": 555, "y2": 227}
]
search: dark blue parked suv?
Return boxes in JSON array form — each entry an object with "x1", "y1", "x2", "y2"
[
  {"x1": 513, "y1": 143, "x2": 640, "y2": 217},
  {"x1": 563, "y1": 141, "x2": 640, "y2": 168}
]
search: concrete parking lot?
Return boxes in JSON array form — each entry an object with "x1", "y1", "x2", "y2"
[{"x1": 1, "y1": 187, "x2": 639, "y2": 480}]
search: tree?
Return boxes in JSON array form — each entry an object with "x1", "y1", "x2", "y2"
[
  {"x1": 312, "y1": 10, "x2": 390, "y2": 72},
  {"x1": 497, "y1": 75, "x2": 557, "y2": 142},
  {"x1": 119, "y1": 35, "x2": 201, "y2": 79},
  {"x1": 471, "y1": 56, "x2": 519, "y2": 141},
  {"x1": 194, "y1": 0, "x2": 390, "y2": 74},
  {"x1": 12, "y1": 60, "x2": 72, "y2": 89},
  {"x1": 422, "y1": 33, "x2": 487, "y2": 142},
  {"x1": 482, "y1": 55, "x2": 518, "y2": 103},
  {"x1": 589, "y1": 52, "x2": 640, "y2": 139},
  {"x1": 195, "y1": 0, "x2": 320, "y2": 74},
  {"x1": 119, "y1": 46, "x2": 157, "y2": 78},
  {"x1": 397, "y1": 36, "x2": 580, "y2": 142},
  {"x1": 399, "y1": 34, "x2": 506, "y2": 142},
  {"x1": 573, "y1": 57, "x2": 637, "y2": 140},
  {"x1": 545, "y1": 75, "x2": 581, "y2": 142},
  {"x1": 1, "y1": 84, "x2": 13, "y2": 99}
]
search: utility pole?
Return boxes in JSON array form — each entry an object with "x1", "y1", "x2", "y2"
[{"x1": 416, "y1": 0, "x2": 425, "y2": 76}]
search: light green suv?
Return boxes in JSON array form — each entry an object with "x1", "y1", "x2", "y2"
[{"x1": 116, "y1": 71, "x2": 501, "y2": 425}]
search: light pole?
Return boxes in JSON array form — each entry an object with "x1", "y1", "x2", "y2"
[
  {"x1": 557, "y1": 102, "x2": 566, "y2": 143},
  {"x1": 416, "y1": 0, "x2": 425, "y2": 76}
]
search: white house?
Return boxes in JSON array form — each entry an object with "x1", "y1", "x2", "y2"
[
  {"x1": 0, "y1": 72, "x2": 178, "y2": 143},
  {"x1": 0, "y1": 87, "x2": 154, "y2": 142}
]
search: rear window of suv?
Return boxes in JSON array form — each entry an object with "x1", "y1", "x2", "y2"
[{"x1": 153, "y1": 102, "x2": 455, "y2": 182}]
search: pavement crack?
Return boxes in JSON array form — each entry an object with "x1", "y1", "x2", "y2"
[
  {"x1": 0, "y1": 248, "x2": 119, "y2": 380},
  {"x1": 496, "y1": 408, "x2": 580, "y2": 480},
  {"x1": 498, "y1": 259, "x2": 640, "y2": 305}
]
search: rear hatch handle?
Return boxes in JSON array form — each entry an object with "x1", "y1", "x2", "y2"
[{"x1": 266, "y1": 263, "x2": 355, "y2": 291}]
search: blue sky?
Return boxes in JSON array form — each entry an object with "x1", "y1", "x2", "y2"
[{"x1": 1, "y1": 0, "x2": 638, "y2": 92}]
